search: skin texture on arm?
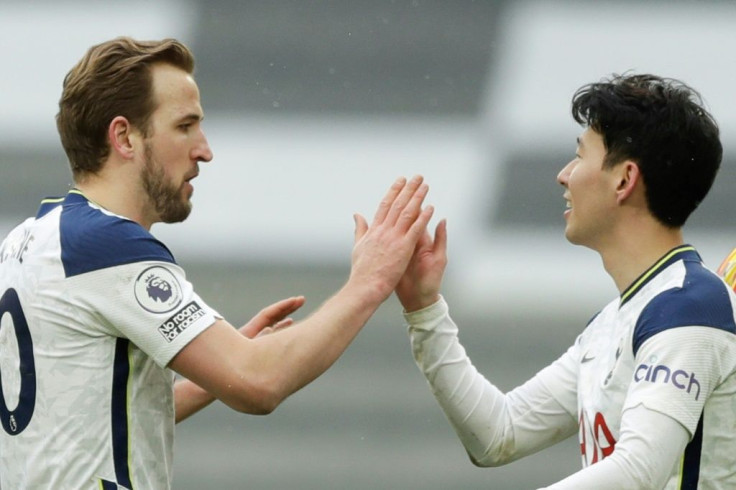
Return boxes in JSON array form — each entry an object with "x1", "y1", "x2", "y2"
[
  {"x1": 174, "y1": 296, "x2": 305, "y2": 423},
  {"x1": 170, "y1": 176, "x2": 434, "y2": 415},
  {"x1": 174, "y1": 380, "x2": 213, "y2": 424}
]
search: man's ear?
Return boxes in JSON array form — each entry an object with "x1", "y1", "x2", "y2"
[
  {"x1": 107, "y1": 116, "x2": 138, "y2": 160},
  {"x1": 615, "y1": 161, "x2": 641, "y2": 204}
]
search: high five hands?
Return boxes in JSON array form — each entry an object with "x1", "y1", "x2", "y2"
[{"x1": 351, "y1": 176, "x2": 436, "y2": 305}]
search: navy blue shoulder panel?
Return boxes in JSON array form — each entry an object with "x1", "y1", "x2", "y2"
[
  {"x1": 59, "y1": 192, "x2": 176, "y2": 277},
  {"x1": 36, "y1": 196, "x2": 66, "y2": 219},
  {"x1": 633, "y1": 260, "x2": 736, "y2": 355}
]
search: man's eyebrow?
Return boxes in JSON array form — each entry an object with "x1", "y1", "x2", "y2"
[{"x1": 178, "y1": 113, "x2": 203, "y2": 123}]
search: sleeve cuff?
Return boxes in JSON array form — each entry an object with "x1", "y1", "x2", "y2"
[{"x1": 403, "y1": 295, "x2": 448, "y2": 327}]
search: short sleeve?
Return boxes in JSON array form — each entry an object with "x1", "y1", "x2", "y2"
[{"x1": 67, "y1": 260, "x2": 221, "y2": 367}]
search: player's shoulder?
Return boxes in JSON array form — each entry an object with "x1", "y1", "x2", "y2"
[
  {"x1": 58, "y1": 190, "x2": 176, "y2": 277},
  {"x1": 633, "y1": 254, "x2": 736, "y2": 354}
]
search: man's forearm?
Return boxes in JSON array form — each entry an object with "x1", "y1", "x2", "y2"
[{"x1": 175, "y1": 378, "x2": 216, "y2": 423}]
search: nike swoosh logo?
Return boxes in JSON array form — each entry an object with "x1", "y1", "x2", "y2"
[{"x1": 581, "y1": 353, "x2": 595, "y2": 363}]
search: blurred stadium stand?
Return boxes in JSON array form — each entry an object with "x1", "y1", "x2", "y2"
[{"x1": 1, "y1": 1, "x2": 736, "y2": 488}]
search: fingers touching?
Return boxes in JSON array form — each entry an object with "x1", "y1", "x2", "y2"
[
  {"x1": 372, "y1": 176, "x2": 408, "y2": 225},
  {"x1": 374, "y1": 176, "x2": 428, "y2": 230}
]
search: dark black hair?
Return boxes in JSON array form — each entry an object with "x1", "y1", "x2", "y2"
[{"x1": 571, "y1": 74, "x2": 722, "y2": 227}]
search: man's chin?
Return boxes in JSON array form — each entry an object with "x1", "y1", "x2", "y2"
[
  {"x1": 564, "y1": 231, "x2": 598, "y2": 252},
  {"x1": 563, "y1": 228, "x2": 583, "y2": 246},
  {"x1": 160, "y1": 202, "x2": 192, "y2": 224}
]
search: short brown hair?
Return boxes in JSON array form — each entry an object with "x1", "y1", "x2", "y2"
[{"x1": 56, "y1": 37, "x2": 195, "y2": 180}]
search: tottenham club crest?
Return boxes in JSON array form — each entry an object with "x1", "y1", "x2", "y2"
[{"x1": 134, "y1": 266, "x2": 183, "y2": 314}]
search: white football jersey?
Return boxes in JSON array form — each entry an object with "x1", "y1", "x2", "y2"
[
  {"x1": 564, "y1": 245, "x2": 736, "y2": 487},
  {"x1": 407, "y1": 245, "x2": 736, "y2": 488},
  {"x1": 0, "y1": 190, "x2": 220, "y2": 489}
]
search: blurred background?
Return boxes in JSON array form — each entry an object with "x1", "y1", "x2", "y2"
[{"x1": 2, "y1": 1, "x2": 736, "y2": 488}]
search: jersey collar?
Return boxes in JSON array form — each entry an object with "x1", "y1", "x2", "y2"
[
  {"x1": 34, "y1": 190, "x2": 87, "y2": 218},
  {"x1": 36, "y1": 189, "x2": 107, "y2": 219},
  {"x1": 619, "y1": 245, "x2": 700, "y2": 307}
]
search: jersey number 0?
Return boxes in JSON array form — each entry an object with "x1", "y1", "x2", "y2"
[{"x1": 0, "y1": 288, "x2": 37, "y2": 435}]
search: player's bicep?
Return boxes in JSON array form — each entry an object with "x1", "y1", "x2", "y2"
[
  {"x1": 625, "y1": 326, "x2": 726, "y2": 435},
  {"x1": 617, "y1": 404, "x2": 690, "y2": 487},
  {"x1": 77, "y1": 261, "x2": 221, "y2": 366}
]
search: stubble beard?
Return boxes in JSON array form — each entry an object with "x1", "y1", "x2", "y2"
[{"x1": 141, "y1": 142, "x2": 192, "y2": 224}]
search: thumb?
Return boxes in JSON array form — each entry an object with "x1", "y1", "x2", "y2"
[{"x1": 354, "y1": 213, "x2": 368, "y2": 243}]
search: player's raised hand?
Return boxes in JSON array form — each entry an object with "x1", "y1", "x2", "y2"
[
  {"x1": 350, "y1": 176, "x2": 434, "y2": 304},
  {"x1": 395, "y1": 219, "x2": 447, "y2": 312},
  {"x1": 239, "y1": 296, "x2": 306, "y2": 338}
]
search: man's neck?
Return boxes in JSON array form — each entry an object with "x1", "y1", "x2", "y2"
[
  {"x1": 75, "y1": 171, "x2": 154, "y2": 230},
  {"x1": 598, "y1": 226, "x2": 685, "y2": 295}
]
